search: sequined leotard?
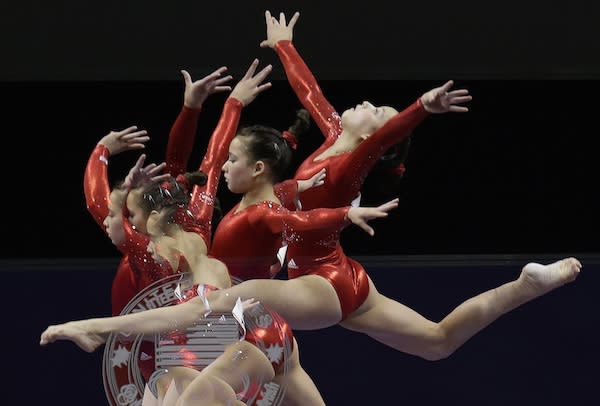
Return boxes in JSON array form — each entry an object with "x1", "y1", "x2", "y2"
[
  {"x1": 274, "y1": 40, "x2": 430, "y2": 319},
  {"x1": 120, "y1": 98, "x2": 244, "y2": 284},
  {"x1": 209, "y1": 201, "x2": 351, "y2": 281},
  {"x1": 84, "y1": 105, "x2": 202, "y2": 316}
]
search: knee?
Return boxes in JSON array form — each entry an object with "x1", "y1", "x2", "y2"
[
  {"x1": 418, "y1": 327, "x2": 456, "y2": 361},
  {"x1": 421, "y1": 346, "x2": 454, "y2": 361}
]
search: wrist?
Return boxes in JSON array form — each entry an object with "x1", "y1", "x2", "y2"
[{"x1": 183, "y1": 102, "x2": 203, "y2": 111}]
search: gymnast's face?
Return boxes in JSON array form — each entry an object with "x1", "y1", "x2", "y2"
[
  {"x1": 222, "y1": 136, "x2": 257, "y2": 194},
  {"x1": 341, "y1": 101, "x2": 397, "y2": 139},
  {"x1": 104, "y1": 190, "x2": 126, "y2": 246},
  {"x1": 125, "y1": 188, "x2": 149, "y2": 234}
]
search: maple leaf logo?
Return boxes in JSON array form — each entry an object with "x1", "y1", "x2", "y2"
[
  {"x1": 264, "y1": 344, "x2": 283, "y2": 364},
  {"x1": 111, "y1": 345, "x2": 130, "y2": 368}
]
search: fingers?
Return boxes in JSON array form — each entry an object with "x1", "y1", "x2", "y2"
[
  {"x1": 40, "y1": 327, "x2": 55, "y2": 346},
  {"x1": 288, "y1": 11, "x2": 300, "y2": 29},
  {"x1": 314, "y1": 168, "x2": 327, "y2": 185},
  {"x1": 133, "y1": 154, "x2": 147, "y2": 170},
  {"x1": 379, "y1": 198, "x2": 399, "y2": 212},
  {"x1": 255, "y1": 82, "x2": 272, "y2": 94},
  {"x1": 214, "y1": 75, "x2": 233, "y2": 86},
  {"x1": 151, "y1": 173, "x2": 172, "y2": 183},
  {"x1": 265, "y1": 10, "x2": 272, "y2": 27},
  {"x1": 117, "y1": 125, "x2": 140, "y2": 136},
  {"x1": 202, "y1": 66, "x2": 228, "y2": 83},
  {"x1": 120, "y1": 129, "x2": 149, "y2": 142},
  {"x1": 440, "y1": 79, "x2": 454, "y2": 92},
  {"x1": 253, "y1": 63, "x2": 273, "y2": 83},
  {"x1": 358, "y1": 222, "x2": 375, "y2": 237},
  {"x1": 181, "y1": 70, "x2": 192, "y2": 86},
  {"x1": 211, "y1": 66, "x2": 228, "y2": 77},
  {"x1": 243, "y1": 58, "x2": 260, "y2": 79},
  {"x1": 450, "y1": 95, "x2": 472, "y2": 104},
  {"x1": 213, "y1": 85, "x2": 233, "y2": 93},
  {"x1": 146, "y1": 161, "x2": 167, "y2": 175},
  {"x1": 449, "y1": 105, "x2": 469, "y2": 113},
  {"x1": 448, "y1": 89, "x2": 469, "y2": 97}
]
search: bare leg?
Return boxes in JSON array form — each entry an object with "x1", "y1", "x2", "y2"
[
  {"x1": 274, "y1": 338, "x2": 326, "y2": 406},
  {"x1": 174, "y1": 375, "x2": 243, "y2": 406},
  {"x1": 158, "y1": 378, "x2": 182, "y2": 406},
  {"x1": 208, "y1": 276, "x2": 343, "y2": 330},
  {"x1": 340, "y1": 258, "x2": 581, "y2": 360},
  {"x1": 173, "y1": 340, "x2": 275, "y2": 406},
  {"x1": 199, "y1": 340, "x2": 275, "y2": 393},
  {"x1": 142, "y1": 383, "x2": 162, "y2": 406},
  {"x1": 166, "y1": 367, "x2": 203, "y2": 404}
]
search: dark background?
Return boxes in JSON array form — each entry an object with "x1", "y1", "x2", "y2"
[{"x1": 2, "y1": 1, "x2": 599, "y2": 405}]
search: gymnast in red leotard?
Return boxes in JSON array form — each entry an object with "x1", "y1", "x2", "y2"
[
  {"x1": 42, "y1": 60, "x2": 335, "y2": 406},
  {"x1": 193, "y1": 11, "x2": 582, "y2": 364},
  {"x1": 84, "y1": 66, "x2": 233, "y2": 316}
]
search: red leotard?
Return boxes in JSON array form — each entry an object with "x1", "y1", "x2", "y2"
[
  {"x1": 116, "y1": 99, "x2": 242, "y2": 382},
  {"x1": 85, "y1": 98, "x2": 243, "y2": 315},
  {"x1": 84, "y1": 106, "x2": 200, "y2": 315},
  {"x1": 122, "y1": 98, "x2": 244, "y2": 283},
  {"x1": 209, "y1": 201, "x2": 351, "y2": 281},
  {"x1": 274, "y1": 40, "x2": 430, "y2": 319},
  {"x1": 84, "y1": 145, "x2": 138, "y2": 316}
]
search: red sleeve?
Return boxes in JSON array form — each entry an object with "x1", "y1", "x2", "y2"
[
  {"x1": 118, "y1": 204, "x2": 153, "y2": 261},
  {"x1": 120, "y1": 205, "x2": 175, "y2": 285},
  {"x1": 274, "y1": 180, "x2": 300, "y2": 210},
  {"x1": 165, "y1": 106, "x2": 202, "y2": 176},
  {"x1": 118, "y1": 200, "x2": 172, "y2": 276},
  {"x1": 188, "y1": 98, "x2": 243, "y2": 248},
  {"x1": 84, "y1": 144, "x2": 110, "y2": 228},
  {"x1": 249, "y1": 204, "x2": 351, "y2": 235},
  {"x1": 350, "y1": 99, "x2": 429, "y2": 177},
  {"x1": 274, "y1": 40, "x2": 342, "y2": 142}
]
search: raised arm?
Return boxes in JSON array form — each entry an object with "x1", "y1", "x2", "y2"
[
  {"x1": 165, "y1": 67, "x2": 233, "y2": 175},
  {"x1": 84, "y1": 126, "x2": 149, "y2": 227},
  {"x1": 189, "y1": 59, "x2": 272, "y2": 246},
  {"x1": 261, "y1": 10, "x2": 341, "y2": 141},
  {"x1": 353, "y1": 81, "x2": 472, "y2": 176}
]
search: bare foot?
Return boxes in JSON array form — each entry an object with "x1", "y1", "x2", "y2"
[
  {"x1": 39, "y1": 321, "x2": 105, "y2": 352},
  {"x1": 520, "y1": 257, "x2": 582, "y2": 297}
]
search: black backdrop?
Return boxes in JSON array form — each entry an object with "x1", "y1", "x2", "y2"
[
  {"x1": 3, "y1": 78, "x2": 597, "y2": 258},
  {"x1": 2, "y1": 1, "x2": 600, "y2": 81},
  {"x1": 3, "y1": 1, "x2": 599, "y2": 405}
]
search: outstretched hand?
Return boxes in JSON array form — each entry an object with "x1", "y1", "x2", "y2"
[
  {"x1": 229, "y1": 59, "x2": 272, "y2": 106},
  {"x1": 297, "y1": 168, "x2": 326, "y2": 193},
  {"x1": 260, "y1": 10, "x2": 300, "y2": 48},
  {"x1": 123, "y1": 153, "x2": 171, "y2": 189},
  {"x1": 181, "y1": 67, "x2": 233, "y2": 109},
  {"x1": 98, "y1": 126, "x2": 149, "y2": 156},
  {"x1": 348, "y1": 198, "x2": 400, "y2": 236},
  {"x1": 420, "y1": 80, "x2": 472, "y2": 114},
  {"x1": 241, "y1": 298, "x2": 261, "y2": 313}
]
